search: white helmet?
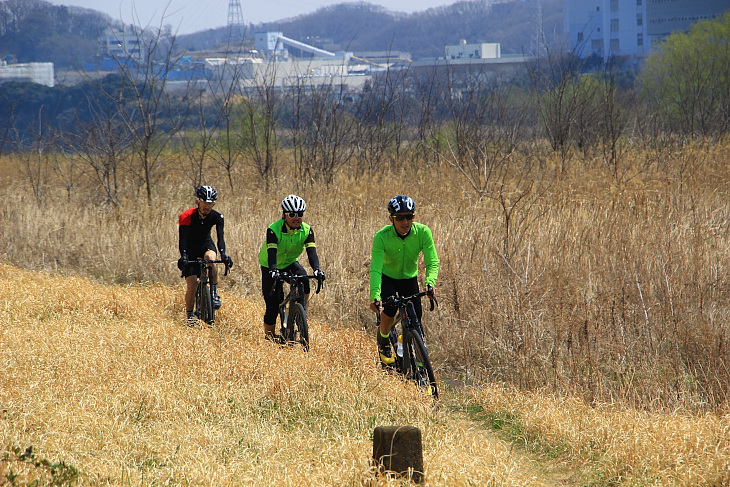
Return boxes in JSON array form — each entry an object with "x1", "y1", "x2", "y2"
[
  {"x1": 281, "y1": 194, "x2": 306, "y2": 213},
  {"x1": 196, "y1": 185, "x2": 218, "y2": 203}
]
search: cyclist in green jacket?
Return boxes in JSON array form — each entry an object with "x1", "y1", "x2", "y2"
[
  {"x1": 259, "y1": 194, "x2": 325, "y2": 343},
  {"x1": 369, "y1": 195, "x2": 439, "y2": 365}
]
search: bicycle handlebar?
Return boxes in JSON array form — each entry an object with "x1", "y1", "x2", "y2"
[
  {"x1": 269, "y1": 272, "x2": 324, "y2": 296},
  {"x1": 373, "y1": 290, "x2": 438, "y2": 327},
  {"x1": 181, "y1": 258, "x2": 231, "y2": 277},
  {"x1": 383, "y1": 291, "x2": 438, "y2": 312}
]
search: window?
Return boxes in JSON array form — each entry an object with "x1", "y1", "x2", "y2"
[
  {"x1": 610, "y1": 39, "x2": 620, "y2": 51},
  {"x1": 637, "y1": 13, "x2": 642, "y2": 26},
  {"x1": 637, "y1": 33, "x2": 643, "y2": 46},
  {"x1": 610, "y1": 0, "x2": 619, "y2": 11},
  {"x1": 578, "y1": 32, "x2": 584, "y2": 42},
  {"x1": 611, "y1": 19, "x2": 620, "y2": 32},
  {"x1": 592, "y1": 39, "x2": 604, "y2": 49},
  {"x1": 637, "y1": 0, "x2": 642, "y2": 5}
]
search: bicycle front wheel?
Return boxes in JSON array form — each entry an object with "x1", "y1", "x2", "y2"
[
  {"x1": 404, "y1": 330, "x2": 438, "y2": 398},
  {"x1": 285, "y1": 303, "x2": 309, "y2": 351},
  {"x1": 197, "y1": 282, "x2": 215, "y2": 325}
]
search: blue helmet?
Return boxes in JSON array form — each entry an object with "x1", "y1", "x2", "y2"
[{"x1": 387, "y1": 195, "x2": 415, "y2": 214}]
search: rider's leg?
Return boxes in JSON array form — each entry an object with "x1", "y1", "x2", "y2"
[
  {"x1": 206, "y1": 249, "x2": 219, "y2": 285},
  {"x1": 261, "y1": 266, "x2": 282, "y2": 340},
  {"x1": 379, "y1": 312, "x2": 395, "y2": 337},
  {"x1": 377, "y1": 311, "x2": 396, "y2": 365},
  {"x1": 185, "y1": 275, "x2": 197, "y2": 312},
  {"x1": 264, "y1": 323, "x2": 276, "y2": 336},
  {"x1": 206, "y1": 249, "x2": 221, "y2": 309}
]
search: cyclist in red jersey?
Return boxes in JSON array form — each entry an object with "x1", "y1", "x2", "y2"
[{"x1": 178, "y1": 186, "x2": 233, "y2": 325}]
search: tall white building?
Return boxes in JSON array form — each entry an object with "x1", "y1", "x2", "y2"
[
  {"x1": 98, "y1": 26, "x2": 147, "y2": 63},
  {"x1": 564, "y1": 0, "x2": 730, "y2": 61}
]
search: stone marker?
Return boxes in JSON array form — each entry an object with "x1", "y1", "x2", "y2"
[{"x1": 372, "y1": 425, "x2": 424, "y2": 483}]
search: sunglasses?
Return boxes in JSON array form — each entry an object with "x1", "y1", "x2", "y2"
[
  {"x1": 391, "y1": 213, "x2": 415, "y2": 221},
  {"x1": 287, "y1": 211, "x2": 304, "y2": 218}
]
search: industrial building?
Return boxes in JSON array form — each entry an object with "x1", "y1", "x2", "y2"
[
  {"x1": 97, "y1": 25, "x2": 147, "y2": 63},
  {"x1": 0, "y1": 61, "x2": 54, "y2": 87},
  {"x1": 564, "y1": 0, "x2": 730, "y2": 60}
]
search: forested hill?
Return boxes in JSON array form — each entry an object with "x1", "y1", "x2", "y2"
[
  {"x1": 0, "y1": 0, "x2": 563, "y2": 67},
  {"x1": 252, "y1": 0, "x2": 564, "y2": 58}
]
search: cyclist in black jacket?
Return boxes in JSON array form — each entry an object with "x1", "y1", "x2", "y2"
[{"x1": 178, "y1": 186, "x2": 233, "y2": 325}]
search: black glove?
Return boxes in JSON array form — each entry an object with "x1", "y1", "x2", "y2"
[
  {"x1": 221, "y1": 253, "x2": 233, "y2": 268},
  {"x1": 177, "y1": 252, "x2": 188, "y2": 271},
  {"x1": 313, "y1": 268, "x2": 325, "y2": 281},
  {"x1": 269, "y1": 269, "x2": 280, "y2": 281},
  {"x1": 426, "y1": 284, "x2": 434, "y2": 297}
]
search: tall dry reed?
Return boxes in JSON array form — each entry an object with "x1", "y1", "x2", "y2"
[{"x1": 2, "y1": 139, "x2": 729, "y2": 411}]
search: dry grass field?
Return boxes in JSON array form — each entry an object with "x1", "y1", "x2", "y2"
[
  {"x1": 2, "y1": 138, "x2": 730, "y2": 485},
  {"x1": 0, "y1": 263, "x2": 561, "y2": 486},
  {"x1": 2, "y1": 140, "x2": 730, "y2": 413},
  {"x1": 1, "y1": 263, "x2": 729, "y2": 486}
]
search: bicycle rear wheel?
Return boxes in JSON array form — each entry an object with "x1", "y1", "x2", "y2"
[
  {"x1": 284, "y1": 303, "x2": 309, "y2": 351},
  {"x1": 404, "y1": 330, "x2": 438, "y2": 398},
  {"x1": 196, "y1": 282, "x2": 215, "y2": 325}
]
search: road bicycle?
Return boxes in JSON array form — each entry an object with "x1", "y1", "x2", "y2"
[
  {"x1": 377, "y1": 291, "x2": 438, "y2": 398},
  {"x1": 271, "y1": 272, "x2": 324, "y2": 351},
  {"x1": 184, "y1": 258, "x2": 231, "y2": 325}
]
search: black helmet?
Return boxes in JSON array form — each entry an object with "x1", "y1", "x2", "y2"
[
  {"x1": 196, "y1": 185, "x2": 218, "y2": 203},
  {"x1": 387, "y1": 195, "x2": 415, "y2": 214},
  {"x1": 281, "y1": 194, "x2": 307, "y2": 213}
]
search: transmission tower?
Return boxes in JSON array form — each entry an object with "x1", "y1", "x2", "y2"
[
  {"x1": 227, "y1": 0, "x2": 244, "y2": 45},
  {"x1": 534, "y1": 0, "x2": 544, "y2": 57}
]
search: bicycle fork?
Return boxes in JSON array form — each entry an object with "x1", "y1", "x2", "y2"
[{"x1": 401, "y1": 301, "x2": 427, "y2": 374}]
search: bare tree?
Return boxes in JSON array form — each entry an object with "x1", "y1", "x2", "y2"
[
  {"x1": 237, "y1": 60, "x2": 281, "y2": 187},
  {"x1": 207, "y1": 56, "x2": 251, "y2": 191},
  {"x1": 352, "y1": 68, "x2": 409, "y2": 175},
  {"x1": 440, "y1": 65, "x2": 525, "y2": 196},
  {"x1": 527, "y1": 44, "x2": 593, "y2": 173},
  {"x1": 65, "y1": 96, "x2": 133, "y2": 206},
  {"x1": 12, "y1": 106, "x2": 51, "y2": 206},
  {"x1": 288, "y1": 76, "x2": 357, "y2": 185},
  {"x1": 90, "y1": 20, "x2": 185, "y2": 204}
]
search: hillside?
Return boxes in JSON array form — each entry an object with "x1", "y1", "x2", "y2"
[
  {"x1": 0, "y1": 0, "x2": 564, "y2": 66},
  {"x1": 1, "y1": 262, "x2": 728, "y2": 485}
]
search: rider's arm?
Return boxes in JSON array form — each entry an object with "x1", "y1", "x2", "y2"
[
  {"x1": 178, "y1": 209, "x2": 195, "y2": 256},
  {"x1": 304, "y1": 228, "x2": 320, "y2": 269},
  {"x1": 421, "y1": 225, "x2": 439, "y2": 288},
  {"x1": 369, "y1": 232, "x2": 385, "y2": 301},
  {"x1": 266, "y1": 228, "x2": 279, "y2": 270},
  {"x1": 215, "y1": 213, "x2": 226, "y2": 255}
]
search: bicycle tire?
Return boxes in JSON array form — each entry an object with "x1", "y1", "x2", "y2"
[
  {"x1": 198, "y1": 283, "x2": 215, "y2": 324},
  {"x1": 404, "y1": 329, "x2": 438, "y2": 398},
  {"x1": 285, "y1": 303, "x2": 309, "y2": 351},
  {"x1": 194, "y1": 284, "x2": 203, "y2": 319}
]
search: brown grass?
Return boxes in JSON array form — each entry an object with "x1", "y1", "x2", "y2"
[
  {"x1": 466, "y1": 385, "x2": 730, "y2": 485},
  {"x1": 0, "y1": 262, "x2": 556, "y2": 486},
  {"x1": 2, "y1": 262, "x2": 729, "y2": 485},
  {"x1": 2, "y1": 139, "x2": 730, "y2": 412}
]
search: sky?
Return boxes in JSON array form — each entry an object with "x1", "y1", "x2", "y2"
[{"x1": 49, "y1": 0, "x2": 461, "y2": 35}]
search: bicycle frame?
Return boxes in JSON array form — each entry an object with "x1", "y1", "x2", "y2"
[
  {"x1": 378, "y1": 290, "x2": 438, "y2": 398},
  {"x1": 184, "y1": 258, "x2": 230, "y2": 325},
  {"x1": 270, "y1": 272, "x2": 323, "y2": 350},
  {"x1": 273, "y1": 273, "x2": 323, "y2": 313}
]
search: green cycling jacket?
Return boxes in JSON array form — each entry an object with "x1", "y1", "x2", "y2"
[
  {"x1": 258, "y1": 220, "x2": 316, "y2": 269},
  {"x1": 369, "y1": 221, "x2": 439, "y2": 301}
]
